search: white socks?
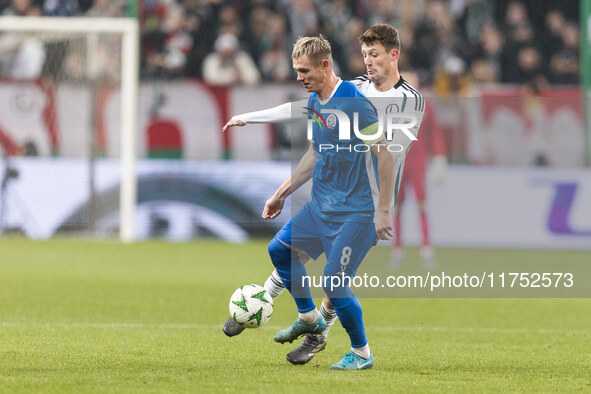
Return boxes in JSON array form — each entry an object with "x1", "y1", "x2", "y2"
[
  {"x1": 264, "y1": 270, "x2": 320, "y2": 323},
  {"x1": 351, "y1": 344, "x2": 371, "y2": 359},
  {"x1": 263, "y1": 270, "x2": 285, "y2": 300},
  {"x1": 319, "y1": 303, "x2": 337, "y2": 338},
  {"x1": 299, "y1": 308, "x2": 320, "y2": 323}
]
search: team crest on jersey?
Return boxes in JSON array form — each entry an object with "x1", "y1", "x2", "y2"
[
  {"x1": 326, "y1": 114, "x2": 338, "y2": 129},
  {"x1": 386, "y1": 103, "x2": 400, "y2": 113},
  {"x1": 386, "y1": 93, "x2": 407, "y2": 114}
]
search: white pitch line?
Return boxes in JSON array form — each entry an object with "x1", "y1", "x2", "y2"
[{"x1": 1, "y1": 322, "x2": 587, "y2": 335}]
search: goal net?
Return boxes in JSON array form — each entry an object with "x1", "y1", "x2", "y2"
[{"x1": 0, "y1": 17, "x2": 139, "y2": 242}]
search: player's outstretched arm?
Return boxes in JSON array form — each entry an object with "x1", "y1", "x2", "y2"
[
  {"x1": 262, "y1": 142, "x2": 316, "y2": 219},
  {"x1": 371, "y1": 138, "x2": 395, "y2": 240},
  {"x1": 222, "y1": 100, "x2": 308, "y2": 133}
]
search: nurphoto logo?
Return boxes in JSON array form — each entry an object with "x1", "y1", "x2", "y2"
[{"x1": 305, "y1": 108, "x2": 418, "y2": 153}]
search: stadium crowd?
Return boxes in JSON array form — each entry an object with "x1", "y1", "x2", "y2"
[
  {"x1": 137, "y1": 0, "x2": 582, "y2": 86},
  {"x1": 0, "y1": 0, "x2": 581, "y2": 86},
  {"x1": 0, "y1": 0, "x2": 579, "y2": 85},
  {"x1": 143, "y1": 0, "x2": 578, "y2": 87}
]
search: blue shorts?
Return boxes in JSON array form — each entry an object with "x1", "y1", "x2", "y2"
[{"x1": 275, "y1": 202, "x2": 377, "y2": 279}]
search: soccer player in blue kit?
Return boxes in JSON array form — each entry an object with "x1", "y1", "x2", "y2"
[{"x1": 222, "y1": 34, "x2": 396, "y2": 370}]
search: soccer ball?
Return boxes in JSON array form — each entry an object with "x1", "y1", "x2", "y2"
[{"x1": 229, "y1": 284, "x2": 273, "y2": 328}]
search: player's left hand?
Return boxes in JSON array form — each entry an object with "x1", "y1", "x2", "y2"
[{"x1": 375, "y1": 211, "x2": 393, "y2": 240}]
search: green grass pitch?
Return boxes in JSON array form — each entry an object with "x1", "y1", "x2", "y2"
[{"x1": 0, "y1": 238, "x2": 589, "y2": 392}]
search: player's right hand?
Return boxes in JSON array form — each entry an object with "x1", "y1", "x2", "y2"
[
  {"x1": 374, "y1": 210, "x2": 393, "y2": 240},
  {"x1": 222, "y1": 119, "x2": 246, "y2": 133},
  {"x1": 262, "y1": 196, "x2": 284, "y2": 219}
]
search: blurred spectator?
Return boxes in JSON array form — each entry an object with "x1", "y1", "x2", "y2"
[
  {"x1": 503, "y1": 0, "x2": 529, "y2": 32},
  {"x1": 162, "y1": 7, "x2": 194, "y2": 73},
  {"x1": 258, "y1": 13, "x2": 290, "y2": 82},
  {"x1": 25, "y1": 4, "x2": 40, "y2": 15},
  {"x1": 542, "y1": 9, "x2": 566, "y2": 59},
  {"x1": 10, "y1": 36, "x2": 45, "y2": 79},
  {"x1": 366, "y1": 0, "x2": 398, "y2": 27},
  {"x1": 470, "y1": 59, "x2": 497, "y2": 84},
  {"x1": 243, "y1": 5, "x2": 271, "y2": 65},
  {"x1": 319, "y1": 0, "x2": 351, "y2": 47},
  {"x1": 217, "y1": 5, "x2": 243, "y2": 39},
  {"x1": 501, "y1": 22, "x2": 537, "y2": 83},
  {"x1": 43, "y1": 0, "x2": 80, "y2": 16},
  {"x1": 184, "y1": 0, "x2": 217, "y2": 17},
  {"x1": 143, "y1": 5, "x2": 197, "y2": 78},
  {"x1": 85, "y1": 0, "x2": 123, "y2": 17},
  {"x1": 449, "y1": 0, "x2": 468, "y2": 19},
  {"x1": 471, "y1": 23, "x2": 503, "y2": 82},
  {"x1": 343, "y1": 17, "x2": 365, "y2": 57},
  {"x1": 140, "y1": 0, "x2": 168, "y2": 34},
  {"x1": 549, "y1": 22, "x2": 579, "y2": 85},
  {"x1": 184, "y1": 11, "x2": 210, "y2": 78},
  {"x1": 432, "y1": 1, "x2": 465, "y2": 69},
  {"x1": 94, "y1": 40, "x2": 121, "y2": 80},
  {"x1": 413, "y1": 4, "x2": 438, "y2": 75},
  {"x1": 202, "y1": 32, "x2": 260, "y2": 86},
  {"x1": 433, "y1": 56, "x2": 471, "y2": 97},
  {"x1": 2, "y1": 0, "x2": 30, "y2": 15},
  {"x1": 62, "y1": 49, "x2": 85, "y2": 80},
  {"x1": 0, "y1": 1, "x2": 45, "y2": 79},
  {"x1": 398, "y1": 0, "x2": 429, "y2": 24},
  {"x1": 415, "y1": 0, "x2": 464, "y2": 76},
  {"x1": 462, "y1": 0, "x2": 495, "y2": 46},
  {"x1": 515, "y1": 46, "x2": 546, "y2": 86},
  {"x1": 397, "y1": 23, "x2": 430, "y2": 80},
  {"x1": 342, "y1": 17, "x2": 366, "y2": 79},
  {"x1": 285, "y1": 0, "x2": 319, "y2": 43},
  {"x1": 260, "y1": 48, "x2": 290, "y2": 82}
]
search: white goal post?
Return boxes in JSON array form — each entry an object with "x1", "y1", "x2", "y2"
[{"x1": 0, "y1": 16, "x2": 139, "y2": 242}]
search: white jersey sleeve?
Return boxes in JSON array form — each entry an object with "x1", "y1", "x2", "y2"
[{"x1": 231, "y1": 99, "x2": 308, "y2": 124}]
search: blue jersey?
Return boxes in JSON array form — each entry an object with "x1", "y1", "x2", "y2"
[{"x1": 307, "y1": 80, "x2": 380, "y2": 223}]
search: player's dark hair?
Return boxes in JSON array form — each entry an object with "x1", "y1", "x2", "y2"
[{"x1": 359, "y1": 24, "x2": 400, "y2": 52}]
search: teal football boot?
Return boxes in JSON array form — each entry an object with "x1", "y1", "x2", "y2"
[
  {"x1": 273, "y1": 316, "x2": 326, "y2": 344},
  {"x1": 328, "y1": 351, "x2": 373, "y2": 370}
]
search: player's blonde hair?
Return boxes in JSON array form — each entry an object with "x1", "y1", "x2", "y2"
[{"x1": 291, "y1": 35, "x2": 332, "y2": 65}]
